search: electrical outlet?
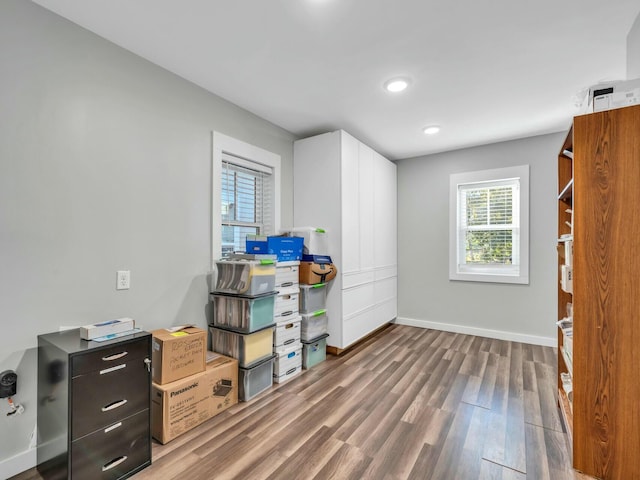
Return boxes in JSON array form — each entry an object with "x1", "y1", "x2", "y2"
[{"x1": 116, "y1": 270, "x2": 130, "y2": 290}]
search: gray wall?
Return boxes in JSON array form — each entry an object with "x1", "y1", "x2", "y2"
[
  {"x1": 0, "y1": 1, "x2": 295, "y2": 474},
  {"x1": 396, "y1": 132, "x2": 565, "y2": 344},
  {"x1": 628, "y1": 11, "x2": 640, "y2": 78}
]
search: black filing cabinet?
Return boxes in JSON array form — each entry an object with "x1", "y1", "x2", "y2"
[{"x1": 37, "y1": 329, "x2": 152, "y2": 479}]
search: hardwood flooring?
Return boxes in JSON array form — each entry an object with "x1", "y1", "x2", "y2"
[{"x1": 12, "y1": 324, "x2": 594, "y2": 480}]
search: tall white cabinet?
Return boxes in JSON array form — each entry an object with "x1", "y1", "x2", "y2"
[{"x1": 293, "y1": 130, "x2": 397, "y2": 351}]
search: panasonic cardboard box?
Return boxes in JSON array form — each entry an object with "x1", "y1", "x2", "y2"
[
  {"x1": 150, "y1": 325, "x2": 207, "y2": 384},
  {"x1": 151, "y1": 353, "x2": 238, "y2": 444}
]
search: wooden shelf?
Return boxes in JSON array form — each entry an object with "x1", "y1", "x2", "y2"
[
  {"x1": 558, "y1": 178, "x2": 573, "y2": 202},
  {"x1": 559, "y1": 388, "x2": 573, "y2": 450},
  {"x1": 557, "y1": 105, "x2": 640, "y2": 479}
]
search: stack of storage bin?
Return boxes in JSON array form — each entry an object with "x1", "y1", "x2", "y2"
[
  {"x1": 290, "y1": 227, "x2": 331, "y2": 369},
  {"x1": 210, "y1": 258, "x2": 277, "y2": 401},
  {"x1": 273, "y1": 261, "x2": 303, "y2": 383}
]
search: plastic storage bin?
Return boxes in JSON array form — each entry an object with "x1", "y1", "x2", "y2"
[
  {"x1": 274, "y1": 287, "x2": 299, "y2": 319},
  {"x1": 302, "y1": 334, "x2": 329, "y2": 369},
  {"x1": 239, "y1": 355, "x2": 275, "y2": 401},
  {"x1": 273, "y1": 316, "x2": 302, "y2": 352},
  {"x1": 210, "y1": 326, "x2": 274, "y2": 368},
  {"x1": 273, "y1": 345, "x2": 302, "y2": 384},
  {"x1": 211, "y1": 292, "x2": 276, "y2": 333},
  {"x1": 275, "y1": 261, "x2": 300, "y2": 289},
  {"x1": 300, "y1": 310, "x2": 328, "y2": 341},
  {"x1": 214, "y1": 259, "x2": 276, "y2": 296},
  {"x1": 288, "y1": 227, "x2": 329, "y2": 255},
  {"x1": 299, "y1": 283, "x2": 327, "y2": 314}
]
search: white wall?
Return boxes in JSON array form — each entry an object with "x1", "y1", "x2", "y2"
[
  {"x1": 0, "y1": 1, "x2": 295, "y2": 476},
  {"x1": 628, "y1": 11, "x2": 640, "y2": 78},
  {"x1": 396, "y1": 132, "x2": 565, "y2": 346}
]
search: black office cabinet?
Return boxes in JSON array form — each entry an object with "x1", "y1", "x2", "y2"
[{"x1": 37, "y1": 329, "x2": 152, "y2": 480}]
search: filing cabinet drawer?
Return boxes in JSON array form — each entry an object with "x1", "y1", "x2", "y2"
[
  {"x1": 71, "y1": 356, "x2": 150, "y2": 439},
  {"x1": 72, "y1": 337, "x2": 150, "y2": 377},
  {"x1": 71, "y1": 409, "x2": 150, "y2": 480}
]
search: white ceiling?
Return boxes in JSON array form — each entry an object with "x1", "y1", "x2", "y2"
[{"x1": 32, "y1": 0, "x2": 640, "y2": 160}]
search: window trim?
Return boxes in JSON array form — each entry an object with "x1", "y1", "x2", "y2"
[
  {"x1": 449, "y1": 165, "x2": 529, "y2": 285},
  {"x1": 212, "y1": 131, "x2": 280, "y2": 267}
]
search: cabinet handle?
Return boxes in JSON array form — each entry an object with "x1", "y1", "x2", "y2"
[
  {"x1": 101, "y1": 399, "x2": 127, "y2": 412},
  {"x1": 144, "y1": 357, "x2": 151, "y2": 373},
  {"x1": 102, "y1": 351, "x2": 128, "y2": 361},
  {"x1": 100, "y1": 364, "x2": 126, "y2": 375},
  {"x1": 102, "y1": 456, "x2": 128, "y2": 472},
  {"x1": 104, "y1": 422, "x2": 122, "y2": 433}
]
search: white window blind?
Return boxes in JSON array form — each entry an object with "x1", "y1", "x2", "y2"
[
  {"x1": 459, "y1": 179, "x2": 519, "y2": 269},
  {"x1": 221, "y1": 153, "x2": 273, "y2": 256}
]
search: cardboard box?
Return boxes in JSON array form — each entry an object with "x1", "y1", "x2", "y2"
[
  {"x1": 299, "y1": 254, "x2": 337, "y2": 284},
  {"x1": 151, "y1": 353, "x2": 238, "y2": 444},
  {"x1": 245, "y1": 235, "x2": 304, "y2": 261},
  {"x1": 80, "y1": 317, "x2": 135, "y2": 340},
  {"x1": 151, "y1": 326, "x2": 207, "y2": 385}
]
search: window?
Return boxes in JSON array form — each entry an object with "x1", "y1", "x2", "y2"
[
  {"x1": 212, "y1": 132, "x2": 280, "y2": 264},
  {"x1": 221, "y1": 155, "x2": 272, "y2": 256},
  {"x1": 449, "y1": 165, "x2": 529, "y2": 284}
]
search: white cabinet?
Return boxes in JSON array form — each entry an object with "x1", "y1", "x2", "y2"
[{"x1": 294, "y1": 130, "x2": 397, "y2": 350}]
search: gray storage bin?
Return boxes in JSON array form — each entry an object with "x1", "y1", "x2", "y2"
[
  {"x1": 239, "y1": 355, "x2": 275, "y2": 401},
  {"x1": 300, "y1": 310, "x2": 328, "y2": 341},
  {"x1": 299, "y1": 283, "x2": 327, "y2": 314},
  {"x1": 214, "y1": 259, "x2": 276, "y2": 296}
]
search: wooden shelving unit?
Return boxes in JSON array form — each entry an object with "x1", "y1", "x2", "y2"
[{"x1": 557, "y1": 104, "x2": 640, "y2": 480}]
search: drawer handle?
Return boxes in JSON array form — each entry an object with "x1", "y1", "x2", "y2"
[
  {"x1": 104, "y1": 422, "x2": 122, "y2": 433},
  {"x1": 102, "y1": 456, "x2": 128, "y2": 472},
  {"x1": 100, "y1": 364, "x2": 126, "y2": 375},
  {"x1": 102, "y1": 399, "x2": 127, "y2": 412},
  {"x1": 102, "y1": 351, "x2": 128, "y2": 361}
]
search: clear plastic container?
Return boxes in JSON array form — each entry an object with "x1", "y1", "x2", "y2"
[
  {"x1": 239, "y1": 355, "x2": 275, "y2": 401},
  {"x1": 214, "y1": 259, "x2": 276, "y2": 296},
  {"x1": 209, "y1": 326, "x2": 274, "y2": 368},
  {"x1": 211, "y1": 292, "x2": 275, "y2": 333},
  {"x1": 288, "y1": 227, "x2": 329, "y2": 255},
  {"x1": 302, "y1": 334, "x2": 329, "y2": 369},
  {"x1": 299, "y1": 283, "x2": 327, "y2": 314},
  {"x1": 300, "y1": 310, "x2": 328, "y2": 341}
]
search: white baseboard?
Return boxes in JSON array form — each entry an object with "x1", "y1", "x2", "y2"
[
  {"x1": 0, "y1": 448, "x2": 36, "y2": 479},
  {"x1": 395, "y1": 317, "x2": 556, "y2": 347}
]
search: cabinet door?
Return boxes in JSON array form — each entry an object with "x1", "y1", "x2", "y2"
[
  {"x1": 373, "y1": 151, "x2": 397, "y2": 271},
  {"x1": 341, "y1": 133, "x2": 360, "y2": 275},
  {"x1": 359, "y1": 142, "x2": 375, "y2": 271}
]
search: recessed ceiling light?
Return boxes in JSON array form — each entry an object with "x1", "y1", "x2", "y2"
[
  {"x1": 423, "y1": 125, "x2": 441, "y2": 135},
  {"x1": 384, "y1": 78, "x2": 410, "y2": 93}
]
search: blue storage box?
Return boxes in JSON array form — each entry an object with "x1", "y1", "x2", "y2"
[{"x1": 246, "y1": 236, "x2": 304, "y2": 261}]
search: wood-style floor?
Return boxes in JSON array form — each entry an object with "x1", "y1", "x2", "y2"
[{"x1": 12, "y1": 324, "x2": 594, "y2": 480}]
